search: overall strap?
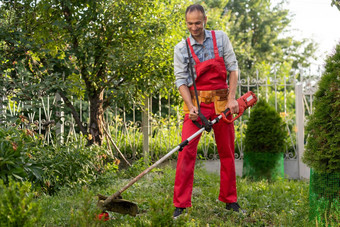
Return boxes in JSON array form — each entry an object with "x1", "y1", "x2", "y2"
[
  {"x1": 211, "y1": 30, "x2": 220, "y2": 58},
  {"x1": 186, "y1": 37, "x2": 200, "y2": 64},
  {"x1": 186, "y1": 30, "x2": 220, "y2": 64},
  {"x1": 185, "y1": 39, "x2": 212, "y2": 132}
]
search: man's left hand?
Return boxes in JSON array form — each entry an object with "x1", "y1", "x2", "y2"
[{"x1": 226, "y1": 98, "x2": 239, "y2": 114}]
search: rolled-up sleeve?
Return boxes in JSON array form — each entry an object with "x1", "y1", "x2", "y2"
[
  {"x1": 174, "y1": 43, "x2": 189, "y2": 89},
  {"x1": 221, "y1": 32, "x2": 238, "y2": 72}
]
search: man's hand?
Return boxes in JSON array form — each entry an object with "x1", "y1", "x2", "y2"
[
  {"x1": 226, "y1": 98, "x2": 239, "y2": 114},
  {"x1": 189, "y1": 106, "x2": 199, "y2": 121}
]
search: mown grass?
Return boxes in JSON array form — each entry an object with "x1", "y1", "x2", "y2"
[{"x1": 35, "y1": 161, "x2": 323, "y2": 226}]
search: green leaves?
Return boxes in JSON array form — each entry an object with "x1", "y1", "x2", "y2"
[
  {"x1": 303, "y1": 43, "x2": 340, "y2": 173},
  {"x1": 331, "y1": 0, "x2": 340, "y2": 11},
  {"x1": 0, "y1": 126, "x2": 44, "y2": 185},
  {"x1": 244, "y1": 99, "x2": 288, "y2": 154},
  {"x1": 224, "y1": 0, "x2": 316, "y2": 78},
  {"x1": 0, "y1": 178, "x2": 42, "y2": 227},
  {"x1": 0, "y1": 0, "x2": 188, "y2": 145},
  {"x1": 0, "y1": 123, "x2": 118, "y2": 194}
]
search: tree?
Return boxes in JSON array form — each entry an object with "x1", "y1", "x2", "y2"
[
  {"x1": 332, "y1": 0, "x2": 340, "y2": 11},
  {"x1": 302, "y1": 43, "x2": 340, "y2": 224},
  {"x1": 0, "y1": 0, "x2": 186, "y2": 145},
  {"x1": 224, "y1": 0, "x2": 317, "y2": 79},
  {"x1": 302, "y1": 44, "x2": 340, "y2": 173}
]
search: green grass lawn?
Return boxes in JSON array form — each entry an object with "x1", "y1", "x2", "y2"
[{"x1": 36, "y1": 161, "x2": 318, "y2": 226}]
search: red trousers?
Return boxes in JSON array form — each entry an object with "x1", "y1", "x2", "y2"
[{"x1": 173, "y1": 102, "x2": 237, "y2": 208}]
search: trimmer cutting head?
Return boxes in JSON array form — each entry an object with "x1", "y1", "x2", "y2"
[{"x1": 97, "y1": 194, "x2": 138, "y2": 216}]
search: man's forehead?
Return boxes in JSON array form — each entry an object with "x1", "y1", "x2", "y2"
[{"x1": 185, "y1": 10, "x2": 206, "y2": 21}]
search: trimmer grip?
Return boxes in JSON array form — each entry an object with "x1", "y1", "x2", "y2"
[
  {"x1": 221, "y1": 91, "x2": 257, "y2": 124},
  {"x1": 222, "y1": 109, "x2": 244, "y2": 123}
]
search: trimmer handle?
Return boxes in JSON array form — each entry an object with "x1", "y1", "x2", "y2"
[{"x1": 222, "y1": 91, "x2": 257, "y2": 123}]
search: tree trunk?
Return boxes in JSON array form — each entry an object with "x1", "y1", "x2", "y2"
[{"x1": 88, "y1": 90, "x2": 105, "y2": 146}]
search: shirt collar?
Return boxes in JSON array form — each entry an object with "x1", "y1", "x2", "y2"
[{"x1": 189, "y1": 30, "x2": 212, "y2": 46}]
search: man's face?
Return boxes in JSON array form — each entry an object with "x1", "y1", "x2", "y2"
[{"x1": 186, "y1": 10, "x2": 207, "y2": 40}]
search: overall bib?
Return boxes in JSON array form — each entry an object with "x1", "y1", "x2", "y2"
[{"x1": 173, "y1": 31, "x2": 237, "y2": 208}]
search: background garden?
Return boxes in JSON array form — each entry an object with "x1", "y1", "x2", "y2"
[{"x1": 0, "y1": 0, "x2": 339, "y2": 226}]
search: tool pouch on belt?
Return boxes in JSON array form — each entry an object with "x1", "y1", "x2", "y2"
[
  {"x1": 183, "y1": 89, "x2": 229, "y2": 115},
  {"x1": 183, "y1": 96, "x2": 200, "y2": 114},
  {"x1": 213, "y1": 91, "x2": 229, "y2": 114}
]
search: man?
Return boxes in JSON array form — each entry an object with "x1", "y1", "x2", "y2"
[{"x1": 173, "y1": 4, "x2": 243, "y2": 218}]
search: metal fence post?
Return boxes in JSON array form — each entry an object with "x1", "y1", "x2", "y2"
[
  {"x1": 0, "y1": 96, "x2": 4, "y2": 123},
  {"x1": 295, "y1": 83, "x2": 310, "y2": 179},
  {"x1": 142, "y1": 95, "x2": 149, "y2": 163},
  {"x1": 55, "y1": 93, "x2": 64, "y2": 144}
]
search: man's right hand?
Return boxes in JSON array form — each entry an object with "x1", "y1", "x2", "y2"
[
  {"x1": 189, "y1": 106, "x2": 199, "y2": 121},
  {"x1": 178, "y1": 85, "x2": 199, "y2": 121}
]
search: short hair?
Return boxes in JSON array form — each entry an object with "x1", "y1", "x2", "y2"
[{"x1": 185, "y1": 4, "x2": 206, "y2": 18}]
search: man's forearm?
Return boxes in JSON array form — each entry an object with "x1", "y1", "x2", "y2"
[
  {"x1": 228, "y1": 70, "x2": 238, "y2": 100},
  {"x1": 179, "y1": 85, "x2": 194, "y2": 108}
]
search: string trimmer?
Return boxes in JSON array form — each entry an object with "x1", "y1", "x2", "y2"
[{"x1": 97, "y1": 91, "x2": 257, "y2": 217}]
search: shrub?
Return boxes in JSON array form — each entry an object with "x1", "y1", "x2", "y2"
[
  {"x1": 243, "y1": 99, "x2": 287, "y2": 180},
  {"x1": 33, "y1": 140, "x2": 119, "y2": 194},
  {"x1": 302, "y1": 44, "x2": 340, "y2": 173},
  {"x1": 0, "y1": 178, "x2": 41, "y2": 226},
  {"x1": 0, "y1": 123, "x2": 44, "y2": 184},
  {"x1": 0, "y1": 122, "x2": 119, "y2": 194},
  {"x1": 302, "y1": 43, "x2": 340, "y2": 224}
]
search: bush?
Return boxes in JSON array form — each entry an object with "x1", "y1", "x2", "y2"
[
  {"x1": 33, "y1": 140, "x2": 119, "y2": 194},
  {"x1": 0, "y1": 122, "x2": 119, "y2": 194},
  {"x1": 302, "y1": 44, "x2": 340, "y2": 224},
  {"x1": 243, "y1": 99, "x2": 287, "y2": 180},
  {"x1": 0, "y1": 123, "x2": 44, "y2": 184},
  {"x1": 0, "y1": 178, "x2": 42, "y2": 226},
  {"x1": 302, "y1": 44, "x2": 340, "y2": 173}
]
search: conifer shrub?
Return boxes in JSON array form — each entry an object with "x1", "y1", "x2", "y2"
[
  {"x1": 302, "y1": 44, "x2": 340, "y2": 174},
  {"x1": 243, "y1": 99, "x2": 287, "y2": 180},
  {"x1": 302, "y1": 44, "x2": 340, "y2": 223}
]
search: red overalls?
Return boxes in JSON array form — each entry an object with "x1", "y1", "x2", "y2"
[{"x1": 173, "y1": 31, "x2": 237, "y2": 208}]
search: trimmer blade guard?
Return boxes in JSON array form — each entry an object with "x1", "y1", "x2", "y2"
[{"x1": 97, "y1": 194, "x2": 138, "y2": 216}]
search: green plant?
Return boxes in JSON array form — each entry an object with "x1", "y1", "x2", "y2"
[
  {"x1": 302, "y1": 44, "x2": 340, "y2": 173},
  {"x1": 302, "y1": 44, "x2": 340, "y2": 224},
  {"x1": 0, "y1": 121, "x2": 118, "y2": 194},
  {"x1": 310, "y1": 195, "x2": 340, "y2": 226},
  {"x1": 0, "y1": 122, "x2": 44, "y2": 184},
  {"x1": 0, "y1": 178, "x2": 42, "y2": 226},
  {"x1": 119, "y1": 157, "x2": 151, "y2": 179},
  {"x1": 243, "y1": 99, "x2": 287, "y2": 180},
  {"x1": 69, "y1": 187, "x2": 103, "y2": 227},
  {"x1": 244, "y1": 100, "x2": 287, "y2": 154},
  {"x1": 36, "y1": 165, "x2": 314, "y2": 226},
  {"x1": 110, "y1": 114, "x2": 221, "y2": 162},
  {"x1": 33, "y1": 139, "x2": 118, "y2": 194},
  {"x1": 146, "y1": 196, "x2": 189, "y2": 226}
]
